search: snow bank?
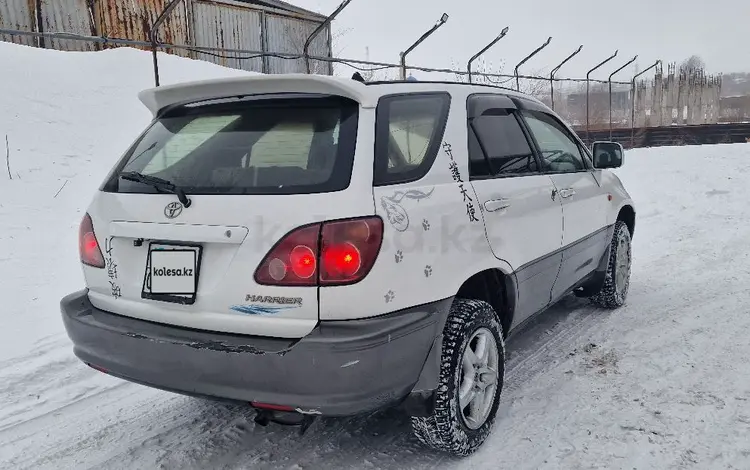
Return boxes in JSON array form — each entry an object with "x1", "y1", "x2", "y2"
[{"x1": 0, "y1": 42, "x2": 251, "y2": 360}]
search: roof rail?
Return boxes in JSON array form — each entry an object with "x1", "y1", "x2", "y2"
[{"x1": 362, "y1": 79, "x2": 517, "y2": 94}]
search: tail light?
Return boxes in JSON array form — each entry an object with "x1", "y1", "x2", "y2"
[
  {"x1": 255, "y1": 224, "x2": 320, "y2": 286},
  {"x1": 79, "y1": 213, "x2": 105, "y2": 268},
  {"x1": 254, "y1": 216, "x2": 383, "y2": 287},
  {"x1": 319, "y1": 218, "x2": 382, "y2": 285}
]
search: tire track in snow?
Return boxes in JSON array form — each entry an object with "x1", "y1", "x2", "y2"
[
  {"x1": 0, "y1": 384, "x2": 178, "y2": 470},
  {"x1": 0, "y1": 298, "x2": 609, "y2": 470},
  {"x1": 503, "y1": 300, "x2": 604, "y2": 393},
  {"x1": 0, "y1": 276, "x2": 729, "y2": 469}
]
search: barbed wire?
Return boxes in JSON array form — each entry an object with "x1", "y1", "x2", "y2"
[
  {"x1": 0, "y1": 28, "x2": 634, "y2": 86},
  {"x1": 183, "y1": 46, "x2": 395, "y2": 73}
]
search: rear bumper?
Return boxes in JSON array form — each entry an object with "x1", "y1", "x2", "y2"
[{"x1": 61, "y1": 289, "x2": 451, "y2": 416}]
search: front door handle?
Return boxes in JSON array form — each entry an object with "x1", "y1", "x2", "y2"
[
  {"x1": 559, "y1": 188, "x2": 576, "y2": 199},
  {"x1": 484, "y1": 198, "x2": 511, "y2": 212}
]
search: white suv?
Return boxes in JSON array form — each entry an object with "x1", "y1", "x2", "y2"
[{"x1": 61, "y1": 74, "x2": 635, "y2": 456}]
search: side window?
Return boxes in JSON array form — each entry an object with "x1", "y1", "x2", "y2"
[
  {"x1": 374, "y1": 93, "x2": 451, "y2": 186},
  {"x1": 468, "y1": 109, "x2": 537, "y2": 179},
  {"x1": 522, "y1": 111, "x2": 587, "y2": 173}
]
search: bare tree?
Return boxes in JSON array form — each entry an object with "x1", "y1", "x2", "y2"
[
  {"x1": 366, "y1": 67, "x2": 400, "y2": 81},
  {"x1": 280, "y1": 22, "x2": 352, "y2": 75},
  {"x1": 449, "y1": 57, "x2": 508, "y2": 85},
  {"x1": 449, "y1": 58, "x2": 551, "y2": 99},
  {"x1": 356, "y1": 46, "x2": 400, "y2": 81},
  {"x1": 680, "y1": 55, "x2": 706, "y2": 73},
  {"x1": 518, "y1": 70, "x2": 549, "y2": 98}
]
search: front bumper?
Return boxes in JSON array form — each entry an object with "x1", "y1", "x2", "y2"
[{"x1": 61, "y1": 290, "x2": 451, "y2": 416}]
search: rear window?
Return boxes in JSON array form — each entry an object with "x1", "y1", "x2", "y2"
[
  {"x1": 103, "y1": 95, "x2": 359, "y2": 195},
  {"x1": 373, "y1": 92, "x2": 451, "y2": 186}
]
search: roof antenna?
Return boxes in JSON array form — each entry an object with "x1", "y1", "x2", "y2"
[{"x1": 351, "y1": 72, "x2": 366, "y2": 82}]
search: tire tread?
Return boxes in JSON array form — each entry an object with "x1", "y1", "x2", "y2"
[
  {"x1": 590, "y1": 220, "x2": 631, "y2": 309},
  {"x1": 410, "y1": 298, "x2": 505, "y2": 456}
]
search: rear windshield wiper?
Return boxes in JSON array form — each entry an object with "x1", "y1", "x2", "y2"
[{"x1": 119, "y1": 171, "x2": 192, "y2": 207}]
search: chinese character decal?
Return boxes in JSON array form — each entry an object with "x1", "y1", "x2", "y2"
[
  {"x1": 443, "y1": 141, "x2": 479, "y2": 224},
  {"x1": 104, "y1": 236, "x2": 122, "y2": 299}
]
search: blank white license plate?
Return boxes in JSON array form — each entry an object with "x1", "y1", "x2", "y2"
[{"x1": 148, "y1": 247, "x2": 198, "y2": 295}]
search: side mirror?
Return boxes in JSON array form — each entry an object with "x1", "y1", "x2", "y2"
[{"x1": 591, "y1": 141, "x2": 624, "y2": 169}]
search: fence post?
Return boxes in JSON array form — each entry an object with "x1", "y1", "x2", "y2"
[
  {"x1": 585, "y1": 50, "x2": 618, "y2": 143},
  {"x1": 260, "y1": 11, "x2": 268, "y2": 74},
  {"x1": 304, "y1": 0, "x2": 353, "y2": 74},
  {"x1": 630, "y1": 60, "x2": 661, "y2": 147},
  {"x1": 467, "y1": 27, "x2": 509, "y2": 84},
  {"x1": 514, "y1": 37, "x2": 552, "y2": 92},
  {"x1": 400, "y1": 13, "x2": 449, "y2": 80},
  {"x1": 34, "y1": 0, "x2": 45, "y2": 49},
  {"x1": 150, "y1": 0, "x2": 186, "y2": 87},
  {"x1": 608, "y1": 55, "x2": 638, "y2": 140},
  {"x1": 549, "y1": 45, "x2": 583, "y2": 110}
]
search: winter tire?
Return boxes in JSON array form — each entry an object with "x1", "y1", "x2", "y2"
[
  {"x1": 590, "y1": 220, "x2": 632, "y2": 308},
  {"x1": 410, "y1": 298, "x2": 505, "y2": 456}
]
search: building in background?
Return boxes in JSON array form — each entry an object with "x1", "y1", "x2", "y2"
[{"x1": 0, "y1": 0, "x2": 332, "y2": 74}]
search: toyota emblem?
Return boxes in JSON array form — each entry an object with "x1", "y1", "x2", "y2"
[{"x1": 164, "y1": 201, "x2": 183, "y2": 219}]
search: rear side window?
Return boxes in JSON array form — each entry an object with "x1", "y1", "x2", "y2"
[
  {"x1": 374, "y1": 93, "x2": 451, "y2": 186},
  {"x1": 468, "y1": 109, "x2": 538, "y2": 178},
  {"x1": 103, "y1": 95, "x2": 358, "y2": 195}
]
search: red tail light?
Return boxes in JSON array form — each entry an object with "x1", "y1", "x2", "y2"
[
  {"x1": 320, "y1": 218, "x2": 382, "y2": 285},
  {"x1": 79, "y1": 213, "x2": 105, "y2": 268},
  {"x1": 254, "y1": 216, "x2": 383, "y2": 287},
  {"x1": 255, "y1": 224, "x2": 320, "y2": 286}
]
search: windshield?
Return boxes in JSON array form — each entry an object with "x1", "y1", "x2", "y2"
[{"x1": 103, "y1": 95, "x2": 359, "y2": 195}]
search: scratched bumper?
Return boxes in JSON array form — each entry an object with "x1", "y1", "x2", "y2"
[{"x1": 60, "y1": 289, "x2": 450, "y2": 416}]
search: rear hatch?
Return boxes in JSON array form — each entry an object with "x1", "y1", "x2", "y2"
[{"x1": 83, "y1": 93, "x2": 372, "y2": 338}]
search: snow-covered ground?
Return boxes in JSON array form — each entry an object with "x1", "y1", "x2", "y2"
[{"x1": 2, "y1": 42, "x2": 750, "y2": 469}]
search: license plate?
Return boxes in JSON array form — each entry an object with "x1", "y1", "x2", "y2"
[{"x1": 142, "y1": 243, "x2": 202, "y2": 304}]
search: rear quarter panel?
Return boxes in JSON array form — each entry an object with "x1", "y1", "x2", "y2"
[{"x1": 319, "y1": 88, "x2": 513, "y2": 320}]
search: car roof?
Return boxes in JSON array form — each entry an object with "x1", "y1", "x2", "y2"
[{"x1": 137, "y1": 73, "x2": 545, "y2": 117}]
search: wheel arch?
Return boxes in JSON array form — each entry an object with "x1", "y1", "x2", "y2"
[
  {"x1": 454, "y1": 268, "x2": 516, "y2": 338},
  {"x1": 403, "y1": 265, "x2": 516, "y2": 418},
  {"x1": 617, "y1": 204, "x2": 636, "y2": 239}
]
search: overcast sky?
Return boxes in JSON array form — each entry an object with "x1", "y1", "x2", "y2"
[{"x1": 294, "y1": 0, "x2": 750, "y2": 80}]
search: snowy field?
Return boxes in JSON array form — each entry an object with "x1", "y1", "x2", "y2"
[{"x1": 1, "y1": 42, "x2": 750, "y2": 469}]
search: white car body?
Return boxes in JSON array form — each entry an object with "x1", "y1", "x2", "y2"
[{"x1": 62, "y1": 73, "x2": 635, "y2": 455}]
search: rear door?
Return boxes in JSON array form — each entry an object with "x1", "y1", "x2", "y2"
[
  {"x1": 466, "y1": 94, "x2": 563, "y2": 325},
  {"x1": 84, "y1": 94, "x2": 370, "y2": 339},
  {"x1": 518, "y1": 106, "x2": 609, "y2": 298}
]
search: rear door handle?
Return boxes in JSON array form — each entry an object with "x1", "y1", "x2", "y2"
[
  {"x1": 484, "y1": 198, "x2": 511, "y2": 212},
  {"x1": 559, "y1": 188, "x2": 576, "y2": 199}
]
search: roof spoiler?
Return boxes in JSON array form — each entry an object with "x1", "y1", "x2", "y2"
[{"x1": 138, "y1": 74, "x2": 374, "y2": 117}]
